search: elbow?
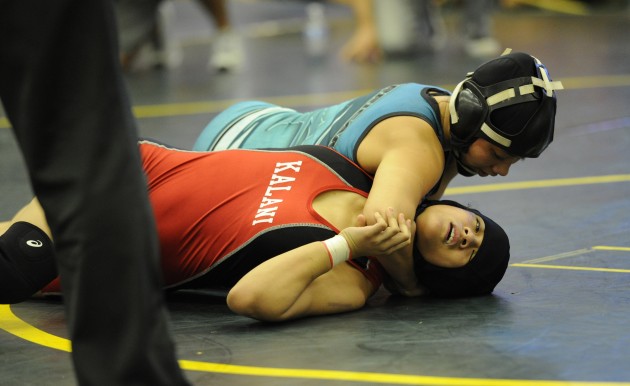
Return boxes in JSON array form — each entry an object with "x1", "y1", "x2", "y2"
[
  {"x1": 227, "y1": 286, "x2": 290, "y2": 322},
  {"x1": 226, "y1": 285, "x2": 260, "y2": 318}
]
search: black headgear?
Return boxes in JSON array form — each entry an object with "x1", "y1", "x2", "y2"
[
  {"x1": 413, "y1": 200, "x2": 510, "y2": 298},
  {"x1": 449, "y1": 50, "x2": 564, "y2": 160}
]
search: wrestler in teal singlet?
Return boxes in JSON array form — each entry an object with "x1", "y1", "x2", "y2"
[{"x1": 193, "y1": 83, "x2": 451, "y2": 164}]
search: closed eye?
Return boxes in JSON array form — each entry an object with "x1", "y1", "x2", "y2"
[
  {"x1": 493, "y1": 151, "x2": 507, "y2": 161},
  {"x1": 469, "y1": 217, "x2": 481, "y2": 262}
]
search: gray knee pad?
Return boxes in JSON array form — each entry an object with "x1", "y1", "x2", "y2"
[{"x1": 0, "y1": 222, "x2": 57, "y2": 304}]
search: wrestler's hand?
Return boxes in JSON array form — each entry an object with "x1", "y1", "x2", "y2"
[
  {"x1": 339, "y1": 209, "x2": 411, "y2": 257},
  {"x1": 379, "y1": 207, "x2": 416, "y2": 260}
]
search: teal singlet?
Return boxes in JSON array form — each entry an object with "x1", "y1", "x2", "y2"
[{"x1": 193, "y1": 83, "x2": 450, "y2": 164}]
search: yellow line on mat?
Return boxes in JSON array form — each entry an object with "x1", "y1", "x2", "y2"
[
  {"x1": 130, "y1": 89, "x2": 372, "y2": 119},
  {"x1": 0, "y1": 89, "x2": 370, "y2": 128},
  {"x1": 512, "y1": 263, "x2": 630, "y2": 273},
  {"x1": 509, "y1": 0, "x2": 590, "y2": 16},
  {"x1": 177, "y1": 360, "x2": 630, "y2": 386},
  {"x1": 444, "y1": 174, "x2": 630, "y2": 195},
  {"x1": 519, "y1": 246, "x2": 630, "y2": 265},
  {"x1": 2, "y1": 305, "x2": 629, "y2": 385},
  {"x1": 2, "y1": 74, "x2": 630, "y2": 128},
  {"x1": 0, "y1": 305, "x2": 71, "y2": 352},
  {"x1": 593, "y1": 246, "x2": 630, "y2": 252}
]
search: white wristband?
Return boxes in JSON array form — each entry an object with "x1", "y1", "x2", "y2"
[{"x1": 321, "y1": 235, "x2": 352, "y2": 268}]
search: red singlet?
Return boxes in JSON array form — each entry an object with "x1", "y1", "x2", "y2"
[{"x1": 42, "y1": 142, "x2": 384, "y2": 293}]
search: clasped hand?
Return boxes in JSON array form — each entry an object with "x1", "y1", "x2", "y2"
[{"x1": 339, "y1": 208, "x2": 412, "y2": 257}]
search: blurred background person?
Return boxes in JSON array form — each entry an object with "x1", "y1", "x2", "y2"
[
  {"x1": 338, "y1": 0, "x2": 501, "y2": 63},
  {"x1": 116, "y1": 0, "x2": 244, "y2": 72}
]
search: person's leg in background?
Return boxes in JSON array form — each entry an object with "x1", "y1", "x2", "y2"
[
  {"x1": 115, "y1": 0, "x2": 243, "y2": 72},
  {"x1": 462, "y1": 0, "x2": 500, "y2": 57},
  {"x1": 197, "y1": 0, "x2": 244, "y2": 72},
  {"x1": 116, "y1": 0, "x2": 185, "y2": 71},
  {"x1": 372, "y1": 0, "x2": 446, "y2": 57},
  {"x1": 0, "y1": 0, "x2": 189, "y2": 384},
  {"x1": 115, "y1": 0, "x2": 166, "y2": 71}
]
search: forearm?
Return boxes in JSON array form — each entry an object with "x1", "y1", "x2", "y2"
[
  {"x1": 228, "y1": 215, "x2": 409, "y2": 321},
  {"x1": 362, "y1": 166, "x2": 423, "y2": 225},
  {"x1": 227, "y1": 242, "x2": 332, "y2": 321},
  {"x1": 356, "y1": 209, "x2": 419, "y2": 294},
  {"x1": 358, "y1": 131, "x2": 444, "y2": 225},
  {"x1": 360, "y1": 164, "x2": 421, "y2": 289},
  {"x1": 228, "y1": 230, "x2": 381, "y2": 322},
  {"x1": 375, "y1": 250, "x2": 419, "y2": 294},
  {"x1": 427, "y1": 158, "x2": 458, "y2": 200}
]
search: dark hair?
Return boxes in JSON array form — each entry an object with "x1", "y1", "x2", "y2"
[{"x1": 413, "y1": 200, "x2": 510, "y2": 297}]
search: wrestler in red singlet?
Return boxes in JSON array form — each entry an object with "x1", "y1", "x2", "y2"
[{"x1": 42, "y1": 142, "x2": 383, "y2": 294}]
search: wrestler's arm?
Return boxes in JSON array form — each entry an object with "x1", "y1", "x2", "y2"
[
  {"x1": 427, "y1": 157, "x2": 458, "y2": 200},
  {"x1": 227, "y1": 212, "x2": 410, "y2": 322},
  {"x1": 357, "y1": 116, "x2": 445, "y2": 223},
  {"x1": 228, "y1": 250, "x2": 374, "y2": 322},
  {"x1": 356, "y1": 116, "x2": 444, "y2": 293}
]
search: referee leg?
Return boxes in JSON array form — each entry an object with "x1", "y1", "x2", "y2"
[{"x1": 0, "y1": 0, "x2": 189, "y2": 384}]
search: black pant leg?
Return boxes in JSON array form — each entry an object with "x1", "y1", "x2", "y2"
[{"x1": 0, "y1": 0, "x2": 189, "y2": 384}]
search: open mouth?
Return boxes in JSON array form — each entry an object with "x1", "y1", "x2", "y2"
[{"x1": 445, "y1": 223, "x2": 455, "y2": 244}]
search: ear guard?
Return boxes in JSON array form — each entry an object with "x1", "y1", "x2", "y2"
[{"x1": 449, "y1": 50, "x2": 564, "y2": 158}]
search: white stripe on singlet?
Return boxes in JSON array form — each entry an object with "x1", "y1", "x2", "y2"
[{"x1": 213, "y1": 106, "x2": 295, "y2": 150}]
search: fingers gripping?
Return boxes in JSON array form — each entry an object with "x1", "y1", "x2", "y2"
[
  {"x1": 340, "y1": 210, "x2": 411, "y2": 258},
  {"x1": 377, "y1": 209, "x2": 411, "y2": 250}
]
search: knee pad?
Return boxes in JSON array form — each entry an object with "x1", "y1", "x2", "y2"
[{"x1": 0, "y1": 222, "x2": 57, "y2": 304}]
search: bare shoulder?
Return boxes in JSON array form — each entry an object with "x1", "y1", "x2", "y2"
[
  {"x1": 370, "y1": 115, "x2": 439, "y2": 142},
  {"x1": 357, "y1": 116, "x2": 444, "y2": 173}
]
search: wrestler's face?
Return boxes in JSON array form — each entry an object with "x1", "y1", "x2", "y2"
[
  {"x1": 415, "y1": 205, "x2": 485, "y2": 268},
  {"x1": 459, "y1": 138, "x2": 521, "y2": 177}
]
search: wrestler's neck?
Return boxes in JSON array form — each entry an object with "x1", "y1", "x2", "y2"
[
  {"x1": 311, "y1": 190, "x2": 365, "y2": 231},
  {"x1": 434, "y1": 95, "x2": 452, "y2": 144}
]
